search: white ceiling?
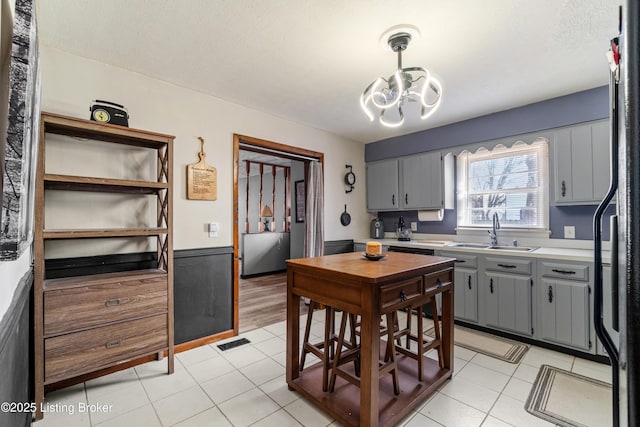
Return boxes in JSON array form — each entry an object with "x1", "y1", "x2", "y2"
[{"x1": 36, "y1": 0, "x2": 620, "y2": 143}]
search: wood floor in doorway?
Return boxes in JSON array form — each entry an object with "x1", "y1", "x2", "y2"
[{"x1": 239, "y1": 271, "x2": 307, "y2": 332}]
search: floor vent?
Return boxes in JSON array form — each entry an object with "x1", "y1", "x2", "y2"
[{"x1": 217, "y1": 338, "x2": 251, "y2": 351}]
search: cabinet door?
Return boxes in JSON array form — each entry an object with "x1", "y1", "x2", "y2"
[
  {"x1": 553, "y1": 120, "x2": 610, "y2": 205},
  {"x1": 454, "y1": 268, "x2": 478, "y2": 322},
  {"x1": 485, "y1": 272, "x2": 532, "y2": 336},
  {"x1": 400, "y1": 152, "x2": 443, "y2": 210},
  {"x1": 366, "y1": 160, "x2": 399, "y2": 211},
  {"x1": 540, "y1": 278, "x2": 590, "y2": 350}
]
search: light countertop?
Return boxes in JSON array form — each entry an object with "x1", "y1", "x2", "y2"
[{"x1": 353, "y1": 238, "x2": 610, "y2": 264}]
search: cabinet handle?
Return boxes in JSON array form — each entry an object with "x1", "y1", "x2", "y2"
[
  {"x1": 392, "y1": 194, "x2": 395, "y2": 205},
  {"x1": 561, "y1": 180, "x2": 566, "y2": 197},
  {"x1": 399, "y1": 290, "x2": 407, "y2": 302},
  {"x1": 436, "y1": 278, "x2": 442, "y2": 287},
  {"x1": 468, "y1": 276, "x2": 471, "y2": 290},
  {"x1": 454, "y1": 259, "x2": 466, "y2": 263},
  {"x1": 105, "y1": 298, "x2": 121, "y2": 307},
  {"x1": 551, "y1": 269, "x2": 576, "y2": 275},
  {"x1": 490, "y1": 278, "x2": 493, "y2": 294},
  {"x1": 497, "y1": 264, "x2": 517, "y2": 269},
  {"x1": 405, "y1": 193, "x2": 408, "y2": 204},
  {"x1": 105, "y1": 340, "x2": 121, "y2": 349},
  {"x1": 548, "y1": 286, "x2": 553, "y2": 303}
]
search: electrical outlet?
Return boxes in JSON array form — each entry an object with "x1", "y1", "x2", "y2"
[
  {"x1": 564, "y1": 226, "x2": 576, "y2": 239},
  {"x1": 209, "y1": 223, "x2": 219, "y2": 238},
  {"x1": 411, "y1": 221, "x2": 418, "y2": 231}
]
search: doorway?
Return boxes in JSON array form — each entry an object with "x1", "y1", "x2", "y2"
[{"x1": 232, "y1": 134, "x2": 323, "y2": 334}]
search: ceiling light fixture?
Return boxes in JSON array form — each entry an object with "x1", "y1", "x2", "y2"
[{"x1": 360, "y1": 31, "x2": 442, "y2": 128}]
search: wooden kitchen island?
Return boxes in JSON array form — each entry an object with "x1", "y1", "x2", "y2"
[{"x1": 286, "y1": 252, "x2": 455, "y2": 427}]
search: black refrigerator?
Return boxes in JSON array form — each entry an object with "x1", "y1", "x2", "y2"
[{"x1": 594, "y1": 2, "x2": 640, "y2": 426}]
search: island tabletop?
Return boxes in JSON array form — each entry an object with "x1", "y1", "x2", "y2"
[{"x1": 286, "y1": 251, "x2": 455, "y2": 427}]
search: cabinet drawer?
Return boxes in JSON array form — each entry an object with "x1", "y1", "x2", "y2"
[
  {"x1": 44, "y1": 276, "x2": 168, "y2": 337},
  {"x1": 439, "y1": 251, "x2": 477, "y2": 268},
  {"x1": 485, "y1": 257, "x2": 532, "y2": 275},
  {"x1": 424, "y1": 268, "x2": 453, "y2": 295},
  {"x1": 44, "y1": 314, "x2": 167, "y2": 384},
  {"x1": 380, "y1": 277, "x2": 422, "y2": 312},
  {"x1": 541, "y1": 262, "x2": 589, "y2": 281}
]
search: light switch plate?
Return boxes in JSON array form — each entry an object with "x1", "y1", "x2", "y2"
[
  {"x1": 209, "y1": 223, "x2": 218, "y2": 238},
  {"x1": 411, "y1": 222, "x2": 418, "y2": 231},
  {"x1": 564, "y1": 226, "x2": 575, "y2": 239}
]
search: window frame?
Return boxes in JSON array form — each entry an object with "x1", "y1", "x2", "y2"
[{"x1": 456, "y1": 140, "x2": 549, "y2": 231}]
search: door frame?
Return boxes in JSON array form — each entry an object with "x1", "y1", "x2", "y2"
[{"x1": 232, "y1": 134, "x2": 323, "y2": 334}]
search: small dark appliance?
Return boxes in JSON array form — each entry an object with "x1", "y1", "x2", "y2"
[
  {"x1": 396, "y1": 215, "x2": 411, "y2": 241},
  {"x1": 89, "y1": 100, "x2": 129, "y2": 127},
  {"x1": 370, "y1": 218, "x2": 384, "y2": 238}
]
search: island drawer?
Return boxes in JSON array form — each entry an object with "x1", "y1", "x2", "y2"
[
  {"x1": 44, "y1": 314, "x2": 168, "y2": 384},
  {"x1": 424, "y1": 268, "x2": 453, "y2": 295},
  {"x1": 44, "y1": 275, "x2": 168, "y2": 337},
  {"x1": 380, "y1": 277, "x2": 423, "y2": 312},
  {"x1": 541, "y1": 262, "x2": 589, "y2": 281}
]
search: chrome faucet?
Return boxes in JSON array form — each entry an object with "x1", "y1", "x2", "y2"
[{"x1": 488, "y1": 212, "x2": 500, "y2": 247}]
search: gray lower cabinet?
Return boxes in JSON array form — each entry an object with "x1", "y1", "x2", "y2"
[
  {"x1": 438, "y1": 251, "x2": 478, "y2": 323},
  {"x1": 483, "y1": 256, "x2": 534, "y2": 336},
  {"x1": 538, "y1": 260, "x2": 592, "y2": 351}
]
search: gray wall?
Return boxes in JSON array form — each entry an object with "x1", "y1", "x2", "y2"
[{"x1": 369, "y1": 86, "x2": 611, "y2": 240}]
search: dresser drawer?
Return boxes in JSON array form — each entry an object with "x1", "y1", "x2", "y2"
[
  {"x1": 485, "y1": 257, "x2": 532, "y2": 275},
  {"x1": 541, "y1": 262, "x2": 589, "y2": 281},
  {"x1": 380, "y1": 277, "x2": 423, "y2": 312},
  {"x1": 44, "y1": 314, "x2": 167, "y2": 384},
  {"x1": 424, "y1": 268, "x2": 453, "y2": 295},
  {"x1": 44, "y1": 275, "x2": 167, "y2": 337}
]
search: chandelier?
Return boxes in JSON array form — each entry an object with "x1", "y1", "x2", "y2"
[{"x1": 360, "y1": 32, "x2": 442, "y2": 128}]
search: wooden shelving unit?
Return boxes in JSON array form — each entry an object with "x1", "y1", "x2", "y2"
[{"x1": 33, "y1": 112, "x2": 175, "y2": 420}]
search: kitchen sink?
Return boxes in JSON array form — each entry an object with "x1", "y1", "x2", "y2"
[
  {"x1": 487, "y1": 245, "x2": 538, "y2": 252},
  {"x1": 445, "y1": 242, "x2": 538, "y2": 252},
  {"x1": 446, "y1": 242, "x2": 491, "y2": 248}
]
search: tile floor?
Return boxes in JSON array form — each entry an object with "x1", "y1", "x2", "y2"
[{"x1": 36, "y1": 311, "x2": 613, "y2": 427}]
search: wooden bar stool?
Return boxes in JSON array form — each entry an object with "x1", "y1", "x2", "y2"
[
  {"x1": 391, "y1": 296, "x2": 444, "y2": 381},
  {"x1": 328, "y1": 311, "x2": 400, "y2": 395},
  {"x1": 299, "y1": 301, "x2": 342, "y2": 392}
]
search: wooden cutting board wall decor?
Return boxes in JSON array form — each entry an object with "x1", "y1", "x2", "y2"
[{"x1": 187, "y1": 136, "x2": 217, "y2": 200}]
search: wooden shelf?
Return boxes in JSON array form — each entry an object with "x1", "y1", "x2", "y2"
[
  {"x1": 42, "y1": 112, "x2": 174, "y2": 149},
  {"x1": 44, "y1": 174, "x2": 168, "y2": 194},
  {"x1": 43, "y1": 228, "x2": 168, "y2": 239},
  {"x1": 43, "y1": 269, "x2": 167, "y2": 292}
]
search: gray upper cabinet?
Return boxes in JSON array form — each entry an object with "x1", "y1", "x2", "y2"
[
  {"x1": 367, "y1": 151, "x2": 453, "y2": 212},
  {"x1": 552, "y1": 119, "x2": 610, "y2": 205},
  {"x1": 400, "y1": 152, "x2": 443, "y2": 210},
  {"x1": 538, "y1": 260, "x2": 592, "y2": 351},
  {"x1": 366, "y1": 159, "x2": 399, "y2": 211},
  {"x1": 483, "y1": 256, "x2": 534, "y2": 337}
]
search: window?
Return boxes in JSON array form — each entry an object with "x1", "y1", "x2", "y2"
[{"x1": 457, "y1": 140, "x2": 548, "y2": 229}]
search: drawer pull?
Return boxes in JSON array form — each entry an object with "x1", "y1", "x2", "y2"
[
  {"x1": 105, "y1": 340, "x2": 121, "y2": 349},
  {"x1": 498, "y1": 264, "x2": 516, "y2": 269},
  {"x1": 399, "y1": 290, "x2": 407, "y2": 302},
  {"x1": 454, "y1": 259, "x2": 466, "y2": 263},
  {"x1": 551, "y1": 269, "x2": 576, "y2": 275},
  {"x1": 437, "y1": 278, "x2": 442, "y2": 287},
  {"x1": 105, "y1": 298, "x2": 122, "y2": 307}
]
